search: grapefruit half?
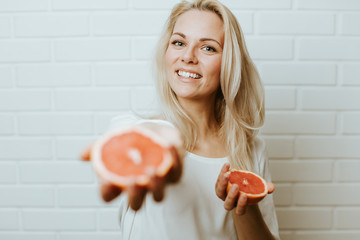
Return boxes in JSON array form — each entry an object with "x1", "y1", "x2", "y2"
[
  {"x1": 227, "y1": 169, "x2": 268, "y2": 204},
  {"x1": 91, "y1": 124, "x2": 175, "y2": 188}
]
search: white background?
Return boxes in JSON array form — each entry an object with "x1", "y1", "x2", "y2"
[{"x1": 0, "y1": 0, "x2": 360, "y2": 239}]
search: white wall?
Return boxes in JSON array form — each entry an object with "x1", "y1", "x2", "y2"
[{"x1": 0, "y1": 0, "x2": 360, "y2": 239}]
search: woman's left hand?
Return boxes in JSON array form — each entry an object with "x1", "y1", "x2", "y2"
[{"x1": 215, "y1": 163, "x2": 275, "y2": 215}]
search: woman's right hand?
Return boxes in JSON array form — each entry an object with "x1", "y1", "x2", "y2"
[{"x1": 80, "y1": 123, "x2": 184, "y2": 211}]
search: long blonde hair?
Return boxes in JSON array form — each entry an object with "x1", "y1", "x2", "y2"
[{"x1": 154, "y1": 0, "x2": 264, "y2": 170}]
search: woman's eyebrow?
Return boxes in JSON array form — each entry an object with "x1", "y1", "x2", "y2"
[{"x1": 172, "y1": 32, "x2": 222, "y2": 47}]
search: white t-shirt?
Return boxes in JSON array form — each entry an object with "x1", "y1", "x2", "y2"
[{"x1": 107, "y1": 113, "x2": 280, "y2": 240}]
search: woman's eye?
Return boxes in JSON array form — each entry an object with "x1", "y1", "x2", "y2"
[
  {"x1": 172, "y1": 41, "x2": 184, "y2": 46},
  {"x1": 202, "y1": 46, "x2": 216, "y2": 52}
]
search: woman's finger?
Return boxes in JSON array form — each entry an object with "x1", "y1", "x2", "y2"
[
  {"x1": 223, "y1": 184, "x2": 239, "y2": 211},
  {"x1": 166, "y1": 146, "x2": 183, "y2": 183},
  {"x1": 215, "y1": 163, "x2": 230, "y2": 201},
  {"x1": 148, "y1": 168, "x2": 166, "y2": 202},
  {"x1": 267, "y1": 182, "x2": 275, "y2": 194},
  {"x1": 100, "y1": 182, "x2": 122, "y2": 202},
  {"x1": 127, "y1": 184, "x2": 147, "y2": 211},
  {"x1": 80, "y1": 145, "x2": 92, "y2": 161},
  {"x1": 234, "y1": 192, "x2": 247, "y2": 215}
]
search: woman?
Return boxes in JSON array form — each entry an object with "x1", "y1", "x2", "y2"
[{"x1": 82, "y1": 0, "x2": 279, "y2": 239}]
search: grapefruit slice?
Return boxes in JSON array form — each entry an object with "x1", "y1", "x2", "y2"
[
  {"x1": 227, "y1": 169, "x2": 268, "y2": 204},
  {"x1": 91, "y1": 124, "x2": 176, "y2": 188}
]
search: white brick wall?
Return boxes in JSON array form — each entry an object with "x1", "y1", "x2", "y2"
[{"x1": 0, "y1": 0, "x2": 359, "y2": 239}]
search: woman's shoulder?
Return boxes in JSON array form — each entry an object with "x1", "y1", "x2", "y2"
[
  {"x1": 251, "y1": 136, "x2": 269, "y2": 176},
  {"x1": 108, "y1": 112, "x2": 174, "y2": 131},
  {"x1": 252, "y1": 136, "x2": 267, "y2": 155}
]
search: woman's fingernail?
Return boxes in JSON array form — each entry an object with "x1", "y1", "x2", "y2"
[
  {"x1": 231, "y1": 184, "x2": 238, "y2": 193},
  {"x1": 240, "y1": 192, "x2": 247, "y2": 202}
]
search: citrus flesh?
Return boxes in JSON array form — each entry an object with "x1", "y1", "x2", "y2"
[
  {"x1": 227, "y1": 169, "x2": 268, "y2": 203},
  {"x1": 102, "y1": 132, "x2": 166, "y2": 176}
]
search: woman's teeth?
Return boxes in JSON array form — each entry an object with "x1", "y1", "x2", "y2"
[{"x1": 178, "y1": 70, "x2": 200, "y2": 79}]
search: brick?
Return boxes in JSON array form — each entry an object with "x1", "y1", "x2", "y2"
[
  {"x1": 59, "y1": 233, "x2": 122, "y2": 240},
  {"x1": 342, "y1": 64, "x2": 360, "y2": 86},
  {"x1": 336, "y1": 161, "x2": 360, "y2": 182},
  {"x1": 246, "y1": 37, "x2": 293, "y2": 60},
  {"x1": 0, "y1": 138, "x2": 52, "y2": 159},
  {"x1": 0, "y1": 186, "x2": 54, "y2": 207},
  {"x1": 0, "y1": 90, "x2": 51, "y2": 111},
  {"x1": 54, "y1": 39, "x2": 131, "y2": 62},
  {"x1": 220, "y1": 0, "x2": 291, "y2": 9},
  {"x1": 93, "y1": 13, "x2": 167, "y2": 36},
  {"x1": 233, "y1": 11, "x2": 253, "y2": 34},
  {"x1": 299, "y1": 38, "x2": 360, "y2": 60},
  {"x1": 0, "y1": 0, "x2": 48, "y2": 12},
  {"x1": 17, "y1": 64, "x2": 91, "y2": 87},
  {"x1": 294, "y1": 184, "x2": 360, "y2": 205},
  {"x1": 263, "y1": 137, "x2": 294, "y2": 159},
  {"x1": 257, "y1": 13, "x2": 334, "y2": 35},
  {"x1": 0, "y1": 163, "x2": 16, "y2": 183},
  {"x1": 133, "y1": 0, "x2": 180, "y2": 9},
  {"x1": 261, "y1": 63, "x2": 336, "y2": 85},
  {"x1": 272, "y1": 184, "x2": 293, "y2": 206},
  {"x1": 297, "y1": 0, "x2": 360, "y2": 10},
  {"x1": 15, "y1": 15, "x2": 88, "y2": 37},
  {"x1": 52, "y1": 0, "x2": 127, "y2": 10},
  {"x1": 0, "y1": 40, "x2": 50, "y2": 62},
  {"x1": 131, "y1": 87, "x2": 160, "y2": 112},
  {"x1": 132, "y1": 37, "x2": 158, "y2": 60},
  {"x1": 54, "y1": 89, "x2": 131, "y2": 111},
  {"x1": 343, "y1": 113, "x2": 360, "y2": 134},
  {"x1": 279, "y1": 232, "x2": 294, "y2": 240},
  {"x1": 0, "y1": 16, "x2": 11, "y2": 37},
  {"x1": 18, "y1": 114, "x2": 94, "y2": 135},
  {"x1": 264, "y1": 88, "x2": 296, "y2": 110},
  {"x1": 0, "y1": 233, "x2": 57, "y2": 240},
  {"x1": 93, "y1": 63, "x2": 152, "y2": 86},
  {"x1": 336, "y1": 208, "x2": 360, "y2": 229},
  {"x1": 56, "y1": 137, "x2": 95, "y2": 160},
  {"x1": 58, "y1": 186, "x2": 105, "y2": 207},
  {"x1": 294, "y1": 231, "x2": 360, "y2": 240},
  {"x1": 0, "y1": 67, "x2": 13, "y2": 88},
  {"x1": 296, "y1": 137, "x2": 360, "y2": 158},
  {"x1": 0, "y1": 114, "x2": 14, "y2": 135},
  {"x1": 0, "y1": 210, "x2": 18, "y2": 230},
  {"x1": 20, "y1": 162, "x2": 94, "y2": 183},
  {"x1": 99, "y1": 209, "x2": 122, "y2": 230},
  {"x1": 342, "y1": 14, "x2": 360, "y2": 35},
  {"x1": 262, "y1": 112, "x2": 336, "y2": 134},
  {"x1": 23, "y1": 209, "x2": 96, "y2": 230},
  {"x1": 270, "y1": 160, "x2": 333, "y2": 182},
  {"x1": 277, "y1": 207, "x2": 332, "y2": 230},
  {"x1": 301, "y1": 88, "x2": 360, "y2": 110}
]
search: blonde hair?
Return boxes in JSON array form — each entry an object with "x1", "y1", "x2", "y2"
[{"x1": 154, "y1": 0, "x2": 264, "y2": 170}]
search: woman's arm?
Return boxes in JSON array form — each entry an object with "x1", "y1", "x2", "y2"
[
  {"x1": 232, "y1": 204, "x2": 275, "y2": 240},
  {"x1": 215, "y1": 163, "x2": 276, "y2": 240}
]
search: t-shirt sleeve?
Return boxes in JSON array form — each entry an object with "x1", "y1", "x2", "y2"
[
  {"x1": 107, "y1": 112, "x2": 142, "y2": 132},
  {"x1": 253, "y1": 137, "x2": 280, "y2": 240}
]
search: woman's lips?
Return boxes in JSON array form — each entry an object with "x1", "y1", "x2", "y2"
[{"x1": 176, "y1": 70, "x2": 202, "y2": 79}]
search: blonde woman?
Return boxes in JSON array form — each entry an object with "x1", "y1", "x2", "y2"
[{"x1": 82, "y1": 0, "x2": 279, "y2": 239}]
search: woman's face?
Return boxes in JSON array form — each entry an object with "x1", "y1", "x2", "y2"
[{"x1": 165, "y1": 10, "x2": 224, "y2": 103}]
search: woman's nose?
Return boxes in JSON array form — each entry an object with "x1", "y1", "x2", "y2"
[{"x1": 181, "y1": 47, "x2": 198, "y2": 64}]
